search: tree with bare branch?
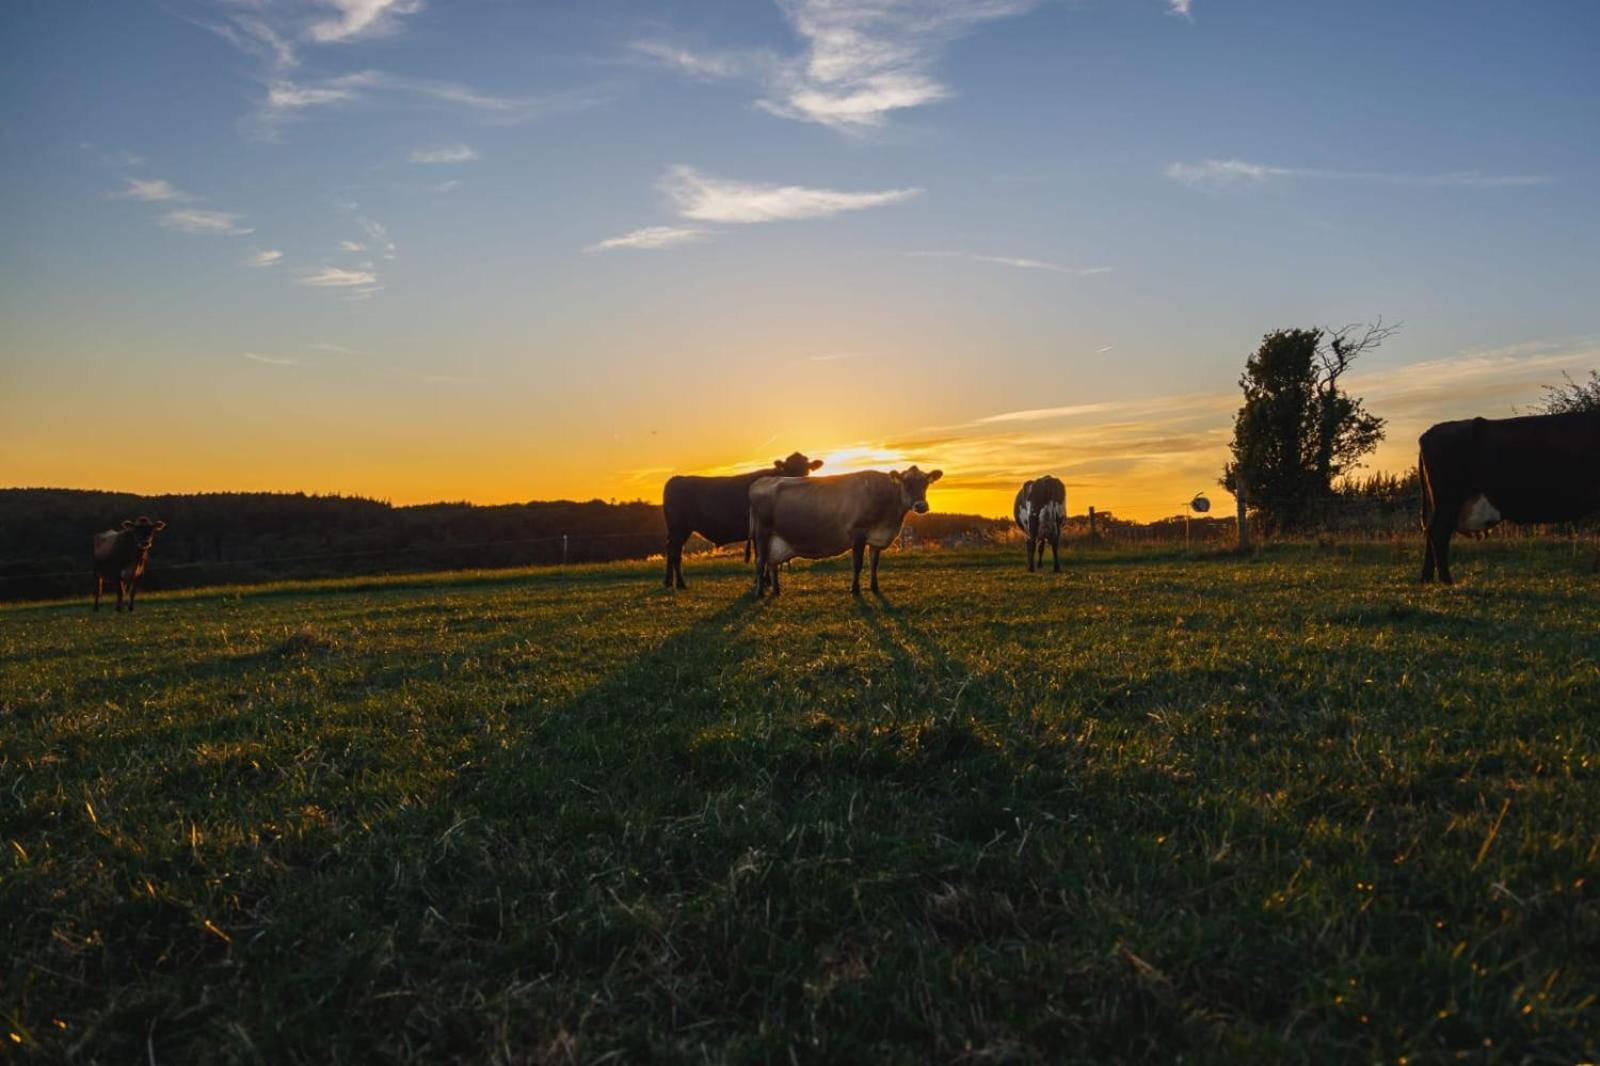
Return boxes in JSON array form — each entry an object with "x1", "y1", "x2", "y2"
[{"x1": 1222, "y1": 320, "x2": 1395, "y2": 532}]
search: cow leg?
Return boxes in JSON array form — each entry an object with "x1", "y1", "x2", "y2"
[
  {"x1": 850, "y1": 535, "x2": 866, "y2": 596},
  {"x1": 869, "y1": 545, "x2": 882, "y2": 594},
  {"x1": 1026, "y1": 536, "x2": 1036, "y2": 572},
  {"x1": 127, "y1": 582, "x2": 136, "y2": 613},
  {"x1": 1051, "y1": 533, "x2": 1061, "y2": 574},
  {"x1": 662, "y1": 531, "x2": 688, "y2": 589},
  {"x1": 116, "y1": 581, "x2": 125, "y2": 613},
  {"x1": 1423, "y1": 512, "x2": 1456, "y2": 585}
]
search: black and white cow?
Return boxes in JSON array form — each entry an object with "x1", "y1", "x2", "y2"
[
  {"x1": 1013, "y1": 476, "x2": 1066, "y2": 573},
  {"x1": 93, "y1": 517, "x2": 166, "y2": 612}
]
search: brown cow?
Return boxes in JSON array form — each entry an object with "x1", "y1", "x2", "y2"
[
  {"x1": 662, "y1": 451, "x2": 822, "y2": 589},
  {"x1": 749, "y1": 466, "x2": 942, "y2": 596},
  {"x1": 1419, "y1": 412, "x2": 1600, "y2": 583},
  {"x1": 93, "y1": 516, "x2": 167, "y2": 612}
]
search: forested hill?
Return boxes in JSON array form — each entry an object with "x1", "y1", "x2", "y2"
[
  {"x1": 0, "y1": 488, "x2": 1015, "y2": 601},
  {"x1": 0, "y1": 489, "x2": 664, "y2": 600}
]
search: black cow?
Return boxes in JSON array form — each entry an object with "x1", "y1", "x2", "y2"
[
  {"x1": 1013, "y1": 476, "x2": 1066, "y2": 573},
  {"x1": 93, "y1": 516, "x2": 167, "y2": 612},
  {"x1": 662, "y1": 452, "x2": 822, "y2": 588},
  {"x1": 1419, "y1": 412, "x2": 1600, "y2": 583}
]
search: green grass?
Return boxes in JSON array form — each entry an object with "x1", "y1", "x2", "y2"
[{"x1": 3, "y1": 541, "x2": 1596, "y2": 1063}]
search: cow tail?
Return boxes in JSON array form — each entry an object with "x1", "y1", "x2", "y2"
[{"x1": 1418, "y1": 446, "x2": 1431, "y2": 532}]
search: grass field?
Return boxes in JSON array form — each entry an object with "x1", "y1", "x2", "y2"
[{"x1": 3, "y1": 541, "x2": 1597, "y2": 1063}]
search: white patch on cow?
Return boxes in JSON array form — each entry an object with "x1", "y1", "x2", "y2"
[
  {"x1": 1039, "y1": 500, "x2": 1064, "y2": 530},
  {"x1": 92, "y1": 530, "x2": 120, "y2": 562},
  {"x1": 1015, "y1": 481, "x2": 1033, "y2": 531},
  {"x1": 1456, "y1": 494, "x2": 1503, "y2": 534},
  {"x1": 767, "y1": 534, "x2": 797, "y2": 566}
]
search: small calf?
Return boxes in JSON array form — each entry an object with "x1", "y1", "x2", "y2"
[{"x1": 93, "y1": 517, "x2": 166, "y2": 612}]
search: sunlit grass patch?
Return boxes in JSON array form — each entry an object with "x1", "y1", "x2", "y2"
[{"x1": 1, "y1": 543, "x2": 1595, "y2": 1062}]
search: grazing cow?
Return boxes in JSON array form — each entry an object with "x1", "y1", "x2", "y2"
[
  {"x1": 1013, "y1": 476, "x2": 1066, "y2": 573},
  {"x1": 662, "y1": 452, "x2": 823, "y2": 588},
  {"x1": 1419, "y1": 412, "x2": 1600, "y2": 584},
  {"x1": 749, "y1": 466, "x2": 943, "y2": 597},
  {"x1": 92, "y1": 517, "x2": 167, "y2": 612}
]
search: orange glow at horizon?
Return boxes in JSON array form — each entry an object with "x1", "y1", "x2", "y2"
[{"x1": 6, "y1": 343, "x2": 1592, "y2": 524}]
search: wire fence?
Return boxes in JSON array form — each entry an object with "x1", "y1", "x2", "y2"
[
  {"x1": 5, "y1": 507, "x2": 1594, "y2": 603},
  {"x1": 0, "y1": 530, "x2": 685, "y2": 602}
]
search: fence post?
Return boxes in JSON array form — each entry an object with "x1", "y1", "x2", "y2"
[
  {"x1": 1236, "y1": 477, "x2": 1250, "y2": 551},
  {"x1": 562, "y1": 534, "x2": 568, "y2": 565},
  {"x1": 1088, "y1": 506, "x2": 1097, "y2": 540}
]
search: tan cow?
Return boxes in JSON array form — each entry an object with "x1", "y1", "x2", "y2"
[
  {"x1": 93, "y1": 517, "x2": 166, "y2": 612},
  {"x1": 749, "y1": 466, "x2": 942, "y2": 596}
]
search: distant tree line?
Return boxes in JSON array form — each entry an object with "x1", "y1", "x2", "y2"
[{"x1": 0, "y1": 489, "x2": 1023, "y2": 602}]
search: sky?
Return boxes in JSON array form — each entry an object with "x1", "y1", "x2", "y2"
[{"x1": 2, "y1": 0, "x2": 1597, "y2": 520}]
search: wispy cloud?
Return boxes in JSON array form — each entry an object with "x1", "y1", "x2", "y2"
[
  {"x1": 429, "y1": 179, "x2": 461, "y2": 193},
  {"x1": 585, "y1": 226, "x2": 713, "y2": 252},
  {"x1": 160, "y1": 208, "x2": 254, "y2": 236},
  {"x1": 256, "y1": 70, "x2": 605, "y2": 133},
  {"x1": 243, "y1": 352, "x2": 299, "y2": 366},
  {"x1": 629, "y1": 40, "x2": 773, "y2": 82},
  {"x1": 297, "y1": 266, "x2": 378, "y2": 287},
  {"x1": 309, "y1": 0, "x2": 423, "y2": 43},
  {"x1": 312, "y1": 341, "x2": 361, "y2": 353},
  {"x1": 635, "y1": 0, "x2": 1043, "y2": 131},
  {"x1": 1168, "y1": 0, "x2": 1194, "y2": 21},
  {"x1": 111, "y1": 177, "x2": 192, "y2": 202},
  {"x1": 1165, "y1": 158, "x2": 1551, "y2": 191},
  {"x1": 245, "y1": 249, "x2": 284, "y2": 267},
  {"x1": 339, "y1": 240, "x2": 367, "y2": 252},
  {"x1": 409, "y1": 143, "x2": 477, "y2": 164},
  {"x1": 266, "y1": 80, "x2": 363, "y2": 112},
  {"x1": 661, "y1": 164, "x2": 921, "y2": 223},
  {"x1": 905, "y1": 250, "x2": 1112, "y2": 274},
  {"x1": 188, "y1": 11, "x2": 299, "y2": 71}
]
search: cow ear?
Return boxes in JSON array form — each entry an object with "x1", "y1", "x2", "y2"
[
  {"x1": 121, "y1": 520, "x2": 134, "y2": 529},
  {"x1": 927, "y1": 469, "x2": 943, "y2": 483},
  {"x1": 889, "y1": 470, "x2": 902, "y2": 484},
  {"x1": 808, "y1": 458, "x2": 823, "y2": 470},
  {"x1": 773, "y1": 459, "x2": 786, "y2": 470},
  {"x1": 154, "y1": 521, "x2": 167, "y2": 531}
]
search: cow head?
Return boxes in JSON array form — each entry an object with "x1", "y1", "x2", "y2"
[
  {"x1": 120, "y1": 516, "x2": 167, "y2": 553},
  {"x1": 773, "y1": 452, "x2": 824, "y2": 477},
  {"x1": 891, "y1": 466, "x2": 943, "y2": 515}
]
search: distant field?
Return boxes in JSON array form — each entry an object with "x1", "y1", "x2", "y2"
[{"x1": 3, "y1": 542, "x2": 1596, "y2": 1062}]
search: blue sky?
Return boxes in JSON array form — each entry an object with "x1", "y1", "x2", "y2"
[{"x1": 2, "y1": 0, "x2": 1596, "y2": 517}]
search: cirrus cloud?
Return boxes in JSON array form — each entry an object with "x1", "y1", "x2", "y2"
[
  {"x1": 297, "y1": 266, "x2": 378, "y2": 287},
  {"x1": 1165, "y1": 158, "x2": 1551, "y2": 191},
  {"x1": 409, "y1": 143, "x2": 478, "y2": 164},
  {"x1": 160, "y1": 208, "x2": 254, "y2": 236},
  {"x1": 585, "y1": 226, "x2": 714, "y2": 253},
  {"x1": 661, "y1": 164, "x2": 921, "y2": 223}
]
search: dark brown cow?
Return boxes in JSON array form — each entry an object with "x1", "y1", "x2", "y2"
[
  {"x1": 662, "y1": 451, "x2": 822, "y2": 588},
  {"x1": 749, "y1": 466, "x2": 942, "y2": 596},
  {"x1": 1013, "y1": 476, "x2": 1066, "y2": 573},
  {"x1": 93, "y1": 516, "x2": 167, "y2": 612},
  {"x1": 1419, "y1": 412, "x2": 1600, "y2": 583}
]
